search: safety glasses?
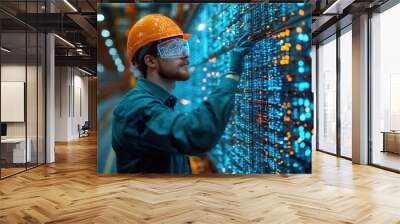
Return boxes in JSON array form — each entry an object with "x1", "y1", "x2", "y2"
[{"x1": 157, "y1": 38, "x2": 190, "y2": 59}]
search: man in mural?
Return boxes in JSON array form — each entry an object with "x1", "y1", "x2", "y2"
[{"x1": 112, "y1": 14, "x2": 253, "y2": 174}]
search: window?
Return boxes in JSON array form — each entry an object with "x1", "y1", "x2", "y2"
[
  {"x1": 317, "y1": 36, "x2": 337, "y2": 154},
  {"x1": 370, "y1": 3, "x2": 400, "y2": 171},
  {"x1": 339, "y1": 28, "x2": 352, "y2": 158}
]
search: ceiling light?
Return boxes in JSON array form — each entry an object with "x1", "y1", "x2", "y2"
[
  {"x1": 1, "y1": 47, "x2": 11, "y2": 53},
  {"x1": 78, "y1": 67, "x2": 92, "y2": 76},
  {"x1": 322, "y1": 0, "x2": 354, "y2": 15},
  {"x1": 54, "y1": 34, "x2": 75, "y2": 48},
  {"x1": 63, "y1": 0, "x2": 78, "y2": 12}
]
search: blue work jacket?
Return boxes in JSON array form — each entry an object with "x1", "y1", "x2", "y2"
[{"x1": 112, "y1": 76, "x2": 238, "y2": 174}]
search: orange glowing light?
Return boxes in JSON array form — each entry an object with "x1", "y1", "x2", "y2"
[
  {"x1": 296, "y1": 27, "x2": 303, "y2": 33},
  {"x1": 296, "y1": 44, "x2": 302, "y2": 51},
  {"x1": 286, "y1": 74, "x2": 292, "y2": 82},
  {"x1": 299, "y1": 9, "x2": 305, "y2": 16}
]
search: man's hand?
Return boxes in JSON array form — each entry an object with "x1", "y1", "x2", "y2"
[{"x1": 226, "y1": 34, "x2": 255, "y2": 76}]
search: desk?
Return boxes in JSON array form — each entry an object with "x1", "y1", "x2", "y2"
[
  {"x1": 1, "y1": 138, "x2": 31, "y2": 163},
  {"x1": 381, "y1": 131, "x2": 400, "y2": 154}
]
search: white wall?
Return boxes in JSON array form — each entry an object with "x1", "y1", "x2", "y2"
[
  {"x1": 1, "y1": 65, "x2": 39, "y2": 138},
  {"x1": 54, "y1": 67, "x2": 89, "y2": 141},
  {"x1": 55, "y1": 67, "x2": 69, "y2": 141}
]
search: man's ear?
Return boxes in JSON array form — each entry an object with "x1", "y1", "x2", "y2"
[{"x1": 143, "y1": 54, "x2": 157, "y2": 69}]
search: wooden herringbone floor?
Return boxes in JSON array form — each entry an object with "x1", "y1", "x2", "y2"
[{"x1": 1, "y1": 135, "x2": 400, "y2": 224}]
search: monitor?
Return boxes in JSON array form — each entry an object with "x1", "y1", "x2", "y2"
[{"x1": 1, "y1": 123, "x2": 7, "y2": 137}]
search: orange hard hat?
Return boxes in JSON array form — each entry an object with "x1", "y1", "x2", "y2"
[{"x1": 126, "y1": 14, "x2": 191, "y2": 62}]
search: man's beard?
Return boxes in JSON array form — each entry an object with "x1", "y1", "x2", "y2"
[{"x1": 158, "y1": 63, "x2": 190, "y2": 81}]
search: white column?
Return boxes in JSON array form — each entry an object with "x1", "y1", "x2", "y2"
[
  {"x1": 45, "y1": 1, "x2": 55, "y2": 163},
  {"x1": 352, "y1": 14, "x2": 369, "y2": 164},
  {"x1": 46, "y1": 33, "x2": 55, "y2": 163}
]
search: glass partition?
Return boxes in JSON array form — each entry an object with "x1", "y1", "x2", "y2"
[
  {"x1": 317, "y1": 36, "x2": 337, "y2": 155},
  {"x1": 0, "y1": 0, "x2": 46, "y2": 179}
]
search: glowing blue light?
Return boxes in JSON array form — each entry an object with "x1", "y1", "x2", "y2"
[
  {"x1": 298, "y1": 67, "x2": 305, "y2": 74},
  {"x1": 298, "y1": 34, "x2": 303, "y2": 41},
  {"x1": 172, "y1": 4, "x2": 312, "y2": 174},
  {"x1": 97, "y1": 64, "x2": 104, "y2": 73},
  {"x1": 109, "y1": 48, "x2": 117, "y2": 56},
  {"x1": 117, "y1": 64, "x2": 125, "y2": 72},
  {"x1": 115, "y1": 58, "x2": 122, "y2": 65},
  {"x1": 298, "y1": 82, "x2": 310, "y2": 91},
  {"x1": 305, "y1": 149, "x2": 311, "y2": 157},
  {"x1": 101, "y1": 29, "x2": 110, "y2": 38},
  {"x1": 304, "y1": 99, "x2": 310, "y2": 107},
  {"x1": 97, "y1": 14, "x2": 105, "y2": 22},
  {"x1": 302, "y1": 34, "x2": 309, "y2": 42},
  {"x1": 105, "y1": 39, "x2": 113, "y2": 47},
  {"x1": 197, "y1": 23, "x2": 206, "y2": 31}
]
